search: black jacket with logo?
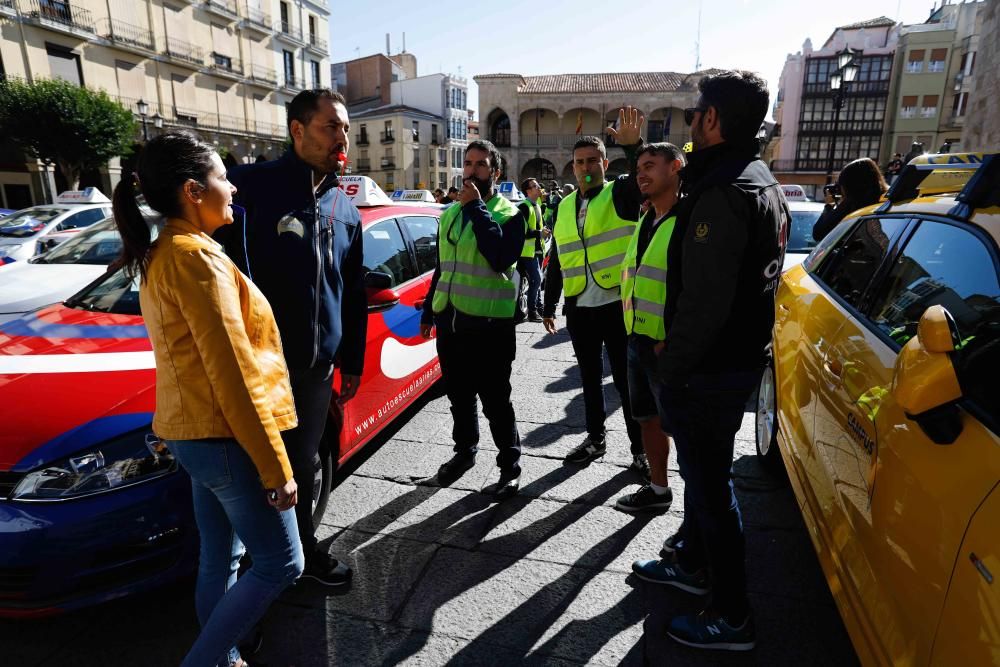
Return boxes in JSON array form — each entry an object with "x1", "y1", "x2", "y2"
[{"x1": 657, "y1": 140, "x2": 788, "y2": 385}]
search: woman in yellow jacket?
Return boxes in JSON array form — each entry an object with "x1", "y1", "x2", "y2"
[{"x1": 112, "y1": 131, "x2": 303, "y2": 667}]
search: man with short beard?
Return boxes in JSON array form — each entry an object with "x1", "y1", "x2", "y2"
[
  {"x1": 420, "y1": 140, "x2": 527, "y2": 498},
  {"x1": 218, "y1": 89, "x2": 364, "y2": 590}
]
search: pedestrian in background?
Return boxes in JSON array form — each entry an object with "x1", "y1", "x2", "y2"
[
  {"x1": 219, "y1": 89, "x2": 365, "y2": 590},
  {"x1": 114, "y1": 131, "x2": 303, "y2": 667},
  {"x1": 447, "y1": 186, "x2": 461, "y2": 203},
  {"x1": 615, "y1": 142, "x2": 685, "y2": 515},
  {"x1": 632, "y1": 70, "x2": 787, "y2": 651},
  {"x1": 542, "y1": 108, "x2": 648, "y2": 478},
  {"x1": 516, "y1": 177, "x2": 545, "y2": 322},
  {"x1": 812, "y1": 157, "x2": 888, "y2": 243},
  {"x1": 420, "y1": 140, "x2": 527, "y2": 499}
]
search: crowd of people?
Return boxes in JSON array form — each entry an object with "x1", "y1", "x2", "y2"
[{"x1": 115, "y1": 68, "x2": 794, "y2": 664}]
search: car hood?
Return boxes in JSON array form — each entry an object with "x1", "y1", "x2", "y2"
[
  {"x1": 0, "y1": 304, "x2": 154, "y2": 471},
  {"x1": 0, "y1": 263, "x2": 108, "y2": 314}
]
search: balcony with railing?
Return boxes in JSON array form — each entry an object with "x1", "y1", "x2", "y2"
[
  {"x1": 305, "y1": 33, "x2": 327, "y2": 54},
  {"x1": 380, "y1": 131, "x2": 395, "y2": 144},
  {"x1": 769, "y1": 158, "x2": 833, "y2": 173},
  {"x1": 207, "y1": 52, "x2": 242, "y2": 78},
  {"x1": 1, "y1": 0, "x2": 16, "y2": 16},
  {"x1": 250, "y1": 119, "x2": 285, "y2": 138},
  {"x1": 99, "y1": 17, "x2": 155, "y2": 52},
  {"x1": 204, "y1": 0, "x2": 237, "y2": 20},
  {"x1": 281, "y1": 74, "x2": 302, "y2": 91},
  {"x1": 245, "y1": 63, "x2": 277, "y2": 86},
  {"x1": 164, "y1": 36, "x2": 203, "y2": 68},
  {"x1": 274, "y1": 20, "x2": 305, "y2": 45},
  {"x1": 241, "y1": 3, "x2": 271, "y2": 34},
  {"x1": 18, "y1": 0, "x2": 95, "y2": 35},
  {"x1": 356, "y1": 159, "x2": 371, "y2": 171},
  {"x1": 380, "y1": 158, "x2": 395, "y2": 169},
  {"x1": 356, "y1": 133, "x2": 369, "y2": 146}
]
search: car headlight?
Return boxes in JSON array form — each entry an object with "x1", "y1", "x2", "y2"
[{"x1": 12, "y1": 429, "x2": 177, "y2": 501}]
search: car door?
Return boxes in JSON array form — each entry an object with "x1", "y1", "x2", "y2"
[
  {"x1": 339, "y1": 216, "x2": 421, "y2": 459},
  {"x1": 818, "y1": 217, "x2": 1000, "y2": 665}
]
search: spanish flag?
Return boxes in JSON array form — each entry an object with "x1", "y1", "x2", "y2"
[{"x1": 575, "y1": 110, "x2": 583, "y2": 135}]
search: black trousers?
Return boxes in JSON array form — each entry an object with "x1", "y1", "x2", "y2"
[
  {"x1": 565, "y1": 301, "x2": 643, "y2": 455},
  {"x1": 282, "y1": 363, "x2": 334, "y2": 556},
  {"x1": 435, "y1": 318, "x2": 521, "y2": 471}
]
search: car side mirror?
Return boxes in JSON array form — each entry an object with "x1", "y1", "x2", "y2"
[
  {"x1": 891, "y1": 305, "x2": 964, "y2": 444},
  {"x1": 365, "y1": 270, "x2": 393, "y2": 290}
]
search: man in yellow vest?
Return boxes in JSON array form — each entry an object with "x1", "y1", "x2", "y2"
[
  {"x1": 541, "y1": 107, "x2": 647, "y2": 475},
  {"x1": 420, "y1": 140, "x2": 528, "y2": 499},
  {"x1": 614, "y1": 143, "x2": 685, "y2": 514},
  {"x1": 515, "y1": 177, "x2": 545, "y2": 322}
]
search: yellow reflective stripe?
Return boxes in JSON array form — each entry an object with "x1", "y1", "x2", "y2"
[
  {"x1": 448, "y1": 282, "x2": 515, "y2": 300},
  {"x1": 563, "y1": 264, "x2": 588, "y2": 278},
  {"x1": 560, "y1": 238, "x2": 585, "y2": 253},
  {"x1": 632, "y1": 297, "x2": 663, "y2": 315},
  {"x1": 589, "y1": 254, "x2": 625, "y2": 272},
  {"x1": 587, "y1": 226, "x2": 634, "y2": 245},
  {"x1": 636, "y1": 265, "x2": 667, "y2": 282}
]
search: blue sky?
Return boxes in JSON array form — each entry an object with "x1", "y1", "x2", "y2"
[{"x1": 328, "y1": 0, "x2": 933, "y2": 120}]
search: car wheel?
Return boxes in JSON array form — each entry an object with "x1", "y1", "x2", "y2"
[
  {"x1": 755, "y1": 361, "x2": 784, "y2": 473},
  {"x1": 311, "y1": 446, "x2": 334, "y2": 527}
]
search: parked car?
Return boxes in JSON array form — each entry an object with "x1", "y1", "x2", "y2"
[
  {"x1": 0, "y1": 189, "x2": 112, "y2": 264},
  {"x1": 0, "y1": 217, "x2": 123, "y2": 324},
  {"x1": 0, "y1": 177, "x2": 443, "y2": 617},
  {"x1": 756, "y1": 153, "x2": 1000, "y2": 665},
  {"x1": 783, "y1": 200, "x2": 826, "y2": 271}
]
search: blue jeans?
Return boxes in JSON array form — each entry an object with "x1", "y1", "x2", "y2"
[
  {"x1": 166, "y1": 438, "x2": 305, "y2": 667},
  {"x1": 517, "y1": 256, "x2": 543, "y2": 313},
  {"x1": 658, "y1": 370, "x2": 761, "y2": 620}
]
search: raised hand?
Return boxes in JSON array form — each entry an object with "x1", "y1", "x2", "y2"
[{"x1": 607, "y1": 106, "x2": 644, "y2": 146}]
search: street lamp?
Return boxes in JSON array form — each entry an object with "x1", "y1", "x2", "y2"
[
  {"x1": 825, "y1": 46, "x2": 862, "y2": 183},
  {"x1": 136, "y1": 99, "x2": 150, "y2": 142},
  {"x1": 152, "y1": 113, "x2": 163, "y2": 132}
]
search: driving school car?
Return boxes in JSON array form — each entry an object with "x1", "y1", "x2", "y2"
[
  {"x1": 0, "y1": 189, "x2": 112, "y2": 264},
  {"x1": 757, "y1": 153, "x2": 1000, "y2": 665},
  {"x1": 0, "y1": 177, "x2": 442, "y2": 617}
]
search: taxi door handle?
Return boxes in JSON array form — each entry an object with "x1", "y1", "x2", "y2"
[
  {"x1": 414, "y1": 294, "x2": 427, "y2": 310},
  {"x1": 823, "y1": 358, "x2": 843, "y2": 379}
]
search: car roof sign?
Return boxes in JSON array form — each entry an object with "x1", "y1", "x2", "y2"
[
  {"x1": 881, "y1": 152, "x2": 993, "y2": 213},
  {"x1": 391, "y1": 189, "x2": 436, "y2": 202},
  {"x1": 781, "y1": 184, "x2": 808, "y2": 202},
  {"x1": 497, "y1": 181, "x2": 524, "y2": 201},
  {"x1": 338, "y1": 176, "x2": 394, "y2": 207},
  {"x1": 54, "y1": 188, "x2": 111, "y2": 204}
]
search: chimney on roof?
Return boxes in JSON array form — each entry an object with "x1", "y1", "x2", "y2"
[{"x1": 386, "y1": 33, "x2": 390, "y2": 55}]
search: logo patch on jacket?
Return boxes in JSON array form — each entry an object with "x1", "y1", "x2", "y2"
[
  {"x1": 694, "y1": 222, "x2": 711, "y2": 243},
  {"x1": 277, "y1": 214, "x2": 305, "y2": 238}
]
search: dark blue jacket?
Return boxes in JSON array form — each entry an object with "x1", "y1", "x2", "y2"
[{"x1": 217, "y1": 150, "x2": 367, "y2": 375}]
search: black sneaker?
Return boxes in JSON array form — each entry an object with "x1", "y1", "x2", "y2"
[
  {"x1": 659, "y1": 531, "x2": 687, "y2": 558},
  {"x1": 527, "y1": 311, "x2": 542, "y2": 322},
  {"x1": 615, "y1": 484, "x2": 673, "y2": 513},
  {"x1": 436, "y1": 452, "x2": 476, "y2": 486},
  {"x1": 629, "y1": 453, "x2": 651, "y2": 481},
  {"x1": 564, "y1": 434, "x2": 606, "y2": 464},
  {"x1": 667, "y1": 609, "x2": 756, "y2": 651},
  {"x1": 301, "y1": 552, "x2": 352, "y2": 588},
  {"x1": 492, "y1": 466, "x2": 521, "y2": 500}
]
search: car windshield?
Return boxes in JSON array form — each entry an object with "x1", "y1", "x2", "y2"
[
  {"x1": 0, "y1": 208, "x2": 62, "y2": 238},
  {"x1": 65, "y1": 265, "x2": 141, "y2": 315},
  {"x1": 34, "y1": 219, "x2": 121, "y2": 265},
  {"x1": 787, "y1": 209, "x2": 823, "y2": 254}
]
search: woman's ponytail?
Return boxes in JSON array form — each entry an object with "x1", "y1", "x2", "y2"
[{"x1": 112, "y1": 174, "x2": 152, "y2": 282}]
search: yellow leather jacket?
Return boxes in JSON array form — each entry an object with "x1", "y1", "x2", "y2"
[{"x1": 140, "y1": 218, "x2": 297, "y2": 488}]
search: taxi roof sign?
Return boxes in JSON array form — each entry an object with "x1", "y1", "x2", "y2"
[
  {"x1": 781, "y1": 184, "x2": 809, "y2": 202},
  {"x1": 55, "y1": 187, "x2": 110, "y2": 204},
  {"x1": 390, "y1": 189, "x2": 436, "y2": 203},
  {"x1": 338, "y1": 175, "x2": 394, "y2": 207},
  {"x1": 883, "y1": 152, "x2": 988, "y2": 206}
]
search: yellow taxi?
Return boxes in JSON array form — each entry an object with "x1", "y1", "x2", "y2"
[{"x1": 756, "y1": 152, "x2": 1000, "y2": 665}]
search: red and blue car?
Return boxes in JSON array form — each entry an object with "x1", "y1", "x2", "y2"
[{"x1": 0, "y1": 177, "x2": 442, "y2": 617}]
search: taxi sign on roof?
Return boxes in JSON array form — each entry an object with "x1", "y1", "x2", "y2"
[
  {"x1": 55, "y1": 187, "x2": 110, "y2": 204},
  {"x1": 338, "y1": 175, "x2": 393, "y2": 207},
  {"x1": 781, "y1": 184, "x2": 809, "y2": 202},
  {"x1": 391, "y1": 189, "x2": 436, "y2": 203}
]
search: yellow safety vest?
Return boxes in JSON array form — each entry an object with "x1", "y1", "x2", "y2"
[
  {"x1": 432, "y1": 196, "x2": 520, "y2": 318},
  {"x1": 521, "y1": 200, "x2": 541, "y2": 259},
  {"x1": 553, "y1": 182, "x2": 635, "y2": 296},
  {"x1": 622, "y1": 212, "x2": 675, "y2": 340}
]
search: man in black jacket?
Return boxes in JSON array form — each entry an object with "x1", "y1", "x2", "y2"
[
  {"x1": 219, "y1": 89, "x2": 366, "y2": 589},
  {"x1": 630, "y1": 71, "x2": 788, "y2": 651}
]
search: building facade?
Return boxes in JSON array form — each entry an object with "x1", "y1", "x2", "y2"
[
  {"x1": 475, "y1": 71, "x2": 710, "y2": 187},
  {"x1": 390, "y1": 73, "x2": 467, "y2": 188},
  {"x1": 332, "y1": 52, "x2": 407, "y2": 108},
  {"x1": 963, "y1": 0, "x2": 999, "y2": 151},
  {"x1": 886, "y1": 1, "x2": 984, "y2": 157},
  {"x1": 771, "y1": 17, "x2": 900, "y2": 197},
  {"x1": 0, "y1": 0, "x2": 329, "y2": 207},
  {"x1": 348, "y1": 104, "x2": 446, "y2": 193}
]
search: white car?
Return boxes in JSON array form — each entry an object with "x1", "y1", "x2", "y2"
[
  {"x1": 0, "y1": 189, "x2": 112, "y2": 264},
  {"x1": 783, "y1": 200, "x2": 826, "y2": 271},
  {"x1": 0, "y1": 217, "x2": 121, "y2": 324}
]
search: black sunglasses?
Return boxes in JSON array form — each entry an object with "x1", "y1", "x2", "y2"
[{"x1": 684, "y1": 107, "x2": 708, "y2": 126}]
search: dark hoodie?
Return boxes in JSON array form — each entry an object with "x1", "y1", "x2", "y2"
[{"x1": 217, "y1": 150, "x2": 367, "y2": 375}]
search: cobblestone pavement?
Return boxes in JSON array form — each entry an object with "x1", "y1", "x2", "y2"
[{"x1": 3, "y1": 326, "x2": 860, "y2": 666}]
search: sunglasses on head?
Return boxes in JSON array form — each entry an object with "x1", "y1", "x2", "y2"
[{"x1": 684, "y1": 107, "x2": 708, "y2": 126}]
